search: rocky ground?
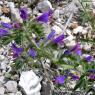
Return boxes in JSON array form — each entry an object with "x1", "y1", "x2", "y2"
[{"x1": 0, "y1": 0, "x2": 95, "y2": 95}]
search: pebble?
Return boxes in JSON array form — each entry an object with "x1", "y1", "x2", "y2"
[
  {"x1": 0, "y1": 76, "x2": 5, "y2": 84},
  {"x1": 0, "y1": 16, "x2": 11, "y2": 23},
  {"x1": 37, "y1": 0, "x2": 53, "y2": 12},
  {"x1": 73, "y1": 26, "x2": 83, "y2": 34},
  {"x1": 70, "y1": 22, "x2": 78, "y2": 29},
  {"x1": 0, "y1": 55, "x2": 5, "y2": 61},
  {"x1": 0, "y1": 6, "x2": 3, "y2": 15},
  {"x1": 0, "y1": 1, "x2": 3, "y2": 5},
  {"x1": 4, "y1": 81, "x2": 17, "y2": 93},
  {"x1": 65, "y1": 40, "x2": 76, "y2": 48},
  {"x1": 19, "y1": 70, "x2": 41, "y2": 95},
  {"x1": 82, "y1": 43, "x2": 92, "y2": 51},
  {"x1": 64, "y1": 35, "x2": 75, "y2": 43},
  {"x1": 53, "y1": 9, "x2": 60, "y2": 19},
  {"x1": 2, "y1": 5, "x2": 10, "y2": 14},
  {"x1": 10, "y1": 8, "x2": 23, "y2": 23},
  {"x1": 0, "y1": 87, "x2": 5, "y2": 95},
  {"x1": 65, "y1": 29, "x2": 72, "y2": 35},
  {"x1": 52, "y1": 25, "x2": 63, "y2": 35},
  {"x1": 7, "y1": 2, "x2": 15, "y2": 8},
  {"x1": 82, "y1": 28, "x2": 88, "y2": 35}
]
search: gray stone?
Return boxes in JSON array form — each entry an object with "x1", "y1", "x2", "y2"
[
  {"x1": 0, "y1": 87, "x2": 5, "y2": 95},
  {"x1": 19, "y1": 70, "x2": 41, "y2": 95},
  {"x1": 8, "y1": 2, "x2": 15, "y2": 8},
  {"x1": 0, "y1": 6, "x2": 2, "y2": 15},
  {"x1": 0, "y1": 76, "x2": 5, "y2": 85},
  {"x1": 4, "y1": 81, "x2": 17, "y2": 93},
  {"x1": 37, "y1": 0, "x2": 53, "y2": 12},
  {"x1": 15, "y1": 91, "x2": 22, "y2": 95},
  {"x1": 0, "y1": 1, "x2": 3, "y2": 5},
  {"x1": 10, "y1": 8, "x2": 23, "y2": 23}
]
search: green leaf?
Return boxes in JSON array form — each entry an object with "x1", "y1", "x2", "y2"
[
  {"x1": 61, "y1": 64, "x2": 74, "y2": 70},
  {"x1": 73, "y1": 74, "x2": 85, "y2": 91}
]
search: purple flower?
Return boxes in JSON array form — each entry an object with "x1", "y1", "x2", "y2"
[
  {"x1": 20, "y1": 7, "x2": 28, "y2": 20},
  {"x1": 75, "y1": 49, "x2": 82, "y2": 56},
  {"x1": 55, "y1": 75, "x2": 65, "y2": 84},
  {"x1": 64, "y1": 50, "x2": 71, "y2": 55},
  {"x1": 47, "y1": 30, "x2": 55, "y2": 40},
  {"x1": 1, "y1": 22, "x2": 12, "y2": 29},
  {"x1": 88, "y1": 69, "x2": 95, "y2": 73},
  {"x1": 11, "y1": 43, "x2": 24, "y2": 58},
  {"x1": 28, "y1": 48, "x2": 37, "y2": 58},
  {"x1": 85, "y1": 55, "x2": 93, "y2": 62},
  {"x1": 0, "y1": 28, "x2": 9, "y2": 37},
  {"x1": 71, "y1": 75, "x2": 80, "y2": 80},
  {"x1": 89, "y1": 74, "x2": 95, "y2": 80},
  {"x1": 70, "y1": 43, "x2": 80, "y2": 52},
  {"x1": 37, "y1": 11, "x2": 50, "y2": 23},
  {"x1": 53, "y1": 34, "x2": 64, "y2": 43},
  {"x1": 70, "y1": 43, "x2": 82, "y2": 56},
  {"x1": 13, "y1": 22, "x2": 21, "y2": 29}
]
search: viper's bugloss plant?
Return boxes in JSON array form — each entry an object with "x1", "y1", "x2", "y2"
[{"x1": 0, "y1": 3, "x2": 95, "y2": 94}]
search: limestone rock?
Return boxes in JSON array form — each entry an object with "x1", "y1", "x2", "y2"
[
  {"x1": 4, "y1": 81, "x2": 17, "y2": 93},
  {"x1": 52, "y1": 25, "x2": 63, "y2": 35},
  {"x1": 0, "y1": 87, "x2": 5, "y2": 95},
  {"x1": 37, "y1": 0, "x2": 53, "y2": 12},
  {"x1": 19, "y1": 70, "x2": 41, "y2": 95},
  {"x1": 0, "y1": 16, "x2": 11, "y2": 23},
  {"x1": 73, "y1": 26, "x2": 83, "y2": 34}
]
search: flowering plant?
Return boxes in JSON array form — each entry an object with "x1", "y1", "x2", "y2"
[{"x1": 0, "y1": 1, "x2": 95, "y2": 94}]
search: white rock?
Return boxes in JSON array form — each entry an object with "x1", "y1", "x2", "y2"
[
  {"x1": 15, "y1": 91, "x2": 22, "y2": 95},
  {"x1": 53, "y1": 9, "x2": 60, "y2": 19},
  {"x1": 0, "y1": 76, "x2": 5, "y2": 84},
  {"x1": 0, "y1": 60, "x2": 8, "y2": 70},
  {"x1": 19, "y1": 70, "x2": 41, "y2": 95},
  {"x1": 8, "y1": 93, "x2": 14, "y2": 95},
  {"x1": 8, "y1": 2, "x2": 15, "y2": 8},
  {"x1": 8, "y1": 92, "x2": 22, "y2": 95},
  {"x1": 82, "y1": 29, "x2": 88, "y2": 34},
  {"x1": 52, "y1": 25, "x2": 63, "y2": 35},
  {"x1": 0, "y1": 1, "x2": 3, "y2": 5},
  {"x1": 73, "y1": 26, "x2": 83, "y2": 34},
  {"x1": 65, "y1": 40, "x2": 76, "y2": 48},
  {"x1": 0, "y1": 6, "x2": 2, "y2": 15},
  {"x1": 37, "y1": 0, "x2": 53, "y2": 12},
  {"x1": 10, "y1": 8, "x2": 23, "y2": 23},
  {"x1": 64, "y1": 35, "x2": 75, "y2": 43},
  {"x1": 66, "y1": 29, "x2": 72, "y2": 35},
  {"x1": 4, "y1": 81, "x2": 17, "y2": 93},
  {"x1": 0, "y1": 16, "x2": 11, "y2": 23},
  {"x1": 82, "y1": 43, "x2": 92, "y2": 51},
  {"x1": 0, "y1": 87, "x2": 5, "y2": 95},
  {"x1": 67, "y1": 81, "x2": 76, "y2": 89},
  {"x1": 28, "y1": 0, "x2": 36, "y2": 3},
  {"x1": 0, "y1": 55, "x2": 5, "y2": 61}
]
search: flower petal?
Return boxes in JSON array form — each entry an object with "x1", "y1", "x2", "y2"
[
  {"x1": 28, "y1": 48, "x2": 37, "y2": 58},
  {"x1": 85, "y1": 55, "x2": 93, "y2": 62},
  {"x1": 0, "y1": 28, "x2": 9, "y2": 37},
  {"x1": 47, "y1": 30, "x2": 55, "y2": 40},
  {"x1": 11, "y1": 43, "x2": 23, "y2": 58},
  {"x1": 55, "y1": 75, "x2": 65, "y2": 84},
  {"x1": 20, "y1": 7, "x2": 28, "y2": 20},
  {"x1": 1, "y1": 22, "x2": 12, "y2": 29},
  {"x1": 53, "y1": 34, "x2": 64, "y2": 43},
  {"x1": 37, "y1": 10, "x2": 52, "y2": 23}
]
